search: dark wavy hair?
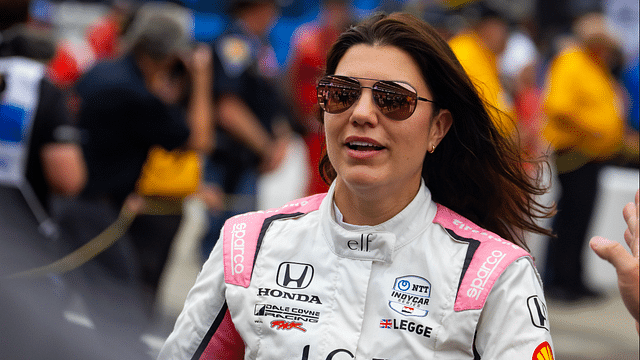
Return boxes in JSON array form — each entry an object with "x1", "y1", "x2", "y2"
[{"x1": 318, "y1": 12, "x2": 555, "y2": 249}]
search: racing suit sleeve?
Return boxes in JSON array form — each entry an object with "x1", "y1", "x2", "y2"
[
  {"x1": 157, "y1": 229, "x2": 244, "y2": 360},
  {"x1": 474, "y1": 257, "x2": 554, "y2": 359}
]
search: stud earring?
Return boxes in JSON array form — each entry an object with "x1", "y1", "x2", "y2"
[{"x1": 429, "y1": 144, "x2": 436, "y2": 153}]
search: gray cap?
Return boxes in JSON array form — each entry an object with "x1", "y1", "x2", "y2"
[{"x1": 123, "y1": 1, "x2": 193, "y2": 60}]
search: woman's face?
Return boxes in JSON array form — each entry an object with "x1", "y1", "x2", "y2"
[{"x1": 324, "y1": 44, "x2": 451, "y2": 197}]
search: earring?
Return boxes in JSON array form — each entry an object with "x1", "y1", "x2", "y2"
[{"x1": 429, "y1": 144, "x2": 436, "y2": 153}]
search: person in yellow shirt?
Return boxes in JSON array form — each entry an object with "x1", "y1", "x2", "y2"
[
  {"x1": 449, "y1": 4, "x2": 515, "y2": 135},
  {"x1": 542, "y1": 12, "x2": 625, "y2": 301}
]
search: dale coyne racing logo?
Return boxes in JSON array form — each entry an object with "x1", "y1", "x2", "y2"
[{"x1": 388, "y1": 275, "x2": 431, "y2": 317}]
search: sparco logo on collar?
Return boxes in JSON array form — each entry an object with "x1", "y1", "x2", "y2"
[
  {"x1": 230, "y1": 222, "x2": 246, "y2": 275},
  {"x1": 388, "y1": 275, "x2": 430, "y2": 317},
  {"x1": 277, "y1": 262, "x2": 314, "y2": 289},
  {"x1": 467, "y1": 250, "x2": 506, "y2": 300}
]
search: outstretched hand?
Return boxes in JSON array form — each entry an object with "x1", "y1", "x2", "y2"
[{"x1": 590, "y1": 189, "x2": 640, "y2": 331}]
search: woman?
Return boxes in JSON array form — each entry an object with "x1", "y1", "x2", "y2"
[{"x1": 159, "y1": 13, "x2": 554, "y2": 359}]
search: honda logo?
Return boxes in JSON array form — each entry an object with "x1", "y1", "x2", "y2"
[
  {"x1": 277, "y1": 262, "x2": 314, "y2": 289},
  {"x1": 527, "y1": 295, "x2": 548, "y2": 331}
]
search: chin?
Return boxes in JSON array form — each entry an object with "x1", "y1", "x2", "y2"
[{"x1": 338, "y1": 170, "x2": 388, "y2": 191}]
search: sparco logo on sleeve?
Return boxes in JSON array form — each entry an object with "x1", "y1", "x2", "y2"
[
  {"x1": 230, "y1": 222, "x2": 246, "y2": 275},
  {"x1": 467, "y1": 250, "x2": 506, "y2": 300}
]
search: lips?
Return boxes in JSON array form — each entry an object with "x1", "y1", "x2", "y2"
[{"x1": 344, "y1": 137, "x2": 385, "y2": 151}]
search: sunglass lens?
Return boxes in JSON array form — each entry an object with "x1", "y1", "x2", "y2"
[
  {"x1": 317, "y1": 76, "x2": 361, "y2": 114},
  {"x1": 372, "y1": 81, "x2": 417, "y2": 120}
]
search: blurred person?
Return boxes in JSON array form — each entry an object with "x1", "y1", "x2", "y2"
[
  {"x1": 542, "y1": 12, "x2": 626, "y2": 302},
  {"x1": 0, "y1": 2, "x2": 87, "y2": 243},
  {"x1": 590, "y1": 189, "x2": 639, "y2": 333},
  {"x1": 47, "y1": 0, "x2": 136, "y2": 89},
  {"x1": 59, "y1": 4, "x2": 214, "y2": 310},
  {"x1": 0, "y1": 2, "x2": 149, "y2": 358},
  {"x1": 200, "y1": 0, "x2": 293, "y2": 257},
  {"x1": 448, "y1": 1, "x2": 515, "y2": 136},
  {"x1": 419, "y1": 3, "x2": 458, "y2": 41},
  {"x1": 620, "y1": 55, "x2": 639, "y2": 168},
  {"x1": 286, "y1": 0, "x2": 353, "y2": 196},
  {"x1": 159, "y1": 12, "x2": 555, "y2": 359},
  {"x1": 500, "y1": 26, "x2": 548, "y2": 173}
]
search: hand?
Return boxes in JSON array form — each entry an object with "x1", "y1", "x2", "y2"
[
  {"x1": 259, "y1": 137, "x2": 289, "y2": 174},
  {"x1": 148, "y1": 66, "x2": 187, "y2": 105},
  {"x1": 123, "y1": 193, "x2": 146, "y2": 215},
  {"x1": 195, "y1": 183, "x2": 225, "y2": 213},
  {"x1": 189, "y1": 43, "x2": 213, "y2": 75},
  {"x1": 590, "y1": 189, "x2": 640, "y2": 331}
]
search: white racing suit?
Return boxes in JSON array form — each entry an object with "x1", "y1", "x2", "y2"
[{"x1": 159, "y1": 182, "x2": 554, "y2": 359}]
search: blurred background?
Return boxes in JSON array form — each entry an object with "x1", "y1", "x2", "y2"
[{"x1": 0, "y1": 0, "x2": 638, "y2": 359}]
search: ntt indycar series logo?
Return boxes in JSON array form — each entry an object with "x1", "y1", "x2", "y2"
[{"x1": 388, "y1": 275, "x2": 431, "y2": 317}]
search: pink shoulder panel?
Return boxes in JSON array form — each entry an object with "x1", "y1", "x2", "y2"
[
  {"x1": 223, "y1": 193, "x2": 326, "y2": 288},
  {"x1": 433, "y1": 204, "x2": 530, "y2": 312}
]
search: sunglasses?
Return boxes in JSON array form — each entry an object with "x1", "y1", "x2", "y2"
[{"x1": 316, "y1": 75, "x2": 436, "y2": 121}]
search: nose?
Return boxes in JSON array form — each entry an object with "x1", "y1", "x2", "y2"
[{"x1": 350, "y1": 87, "x2": 379, "y2": 127}]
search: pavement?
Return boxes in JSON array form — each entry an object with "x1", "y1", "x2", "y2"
[{"x1": 547, "y1": 291, "x2": 639, "y2": 360}]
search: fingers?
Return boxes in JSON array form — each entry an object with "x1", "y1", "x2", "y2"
[
  {"x1": 259, "y1": 138, "x2": 289, "y2": 174},
  {"x1": 590, "y1": 236, "x2": 637, "y2": 273},
  {"x1": 623, "y1": 190, "x2": 640, "y2": 257},
  {"x1": 625, "y1": 228, "x2": 639, "y2": 258},
  {"x1": 192, "y1": 44, "x2": 212, "y2": 69},
  {"x1": 186, "y1": 43, "x2": 212, "y2": 76}
]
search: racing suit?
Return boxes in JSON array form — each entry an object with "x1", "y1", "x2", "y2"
[{"x1": 159, "y1": 181, "x2": 554, "y2": 359}]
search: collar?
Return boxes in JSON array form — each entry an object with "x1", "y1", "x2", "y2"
[{"x1": 320, "y1": 180, "x2": 437, "y2": 263}]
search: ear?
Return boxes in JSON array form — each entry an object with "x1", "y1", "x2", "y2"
[{"x1": 429, "y1": 109, "x2": 453, "y2": 147}]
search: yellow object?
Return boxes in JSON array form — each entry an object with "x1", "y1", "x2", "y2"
[
  {"x1": 442, "y1": 0, "x2": 479, "y2": 8},
  {"x1": 542, "y1": 45, "x2": 624, "y2": 161},
  {"x1": 136, "y1": 146, "x2": 201, "y2": 199},
  {"x1": 449, "y1": 31, "x2": 515, "y2": 135},
  {"x1": 532, "y1": 341, "x2": 554, "y2": 360}
]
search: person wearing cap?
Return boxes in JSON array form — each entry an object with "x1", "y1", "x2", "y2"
[
  {"x1": 64, "y1": 5, "x2": 214, "y2": 300},
  {"x1": 542, "y1": 12, "x2": 626, "y2": 302}
]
